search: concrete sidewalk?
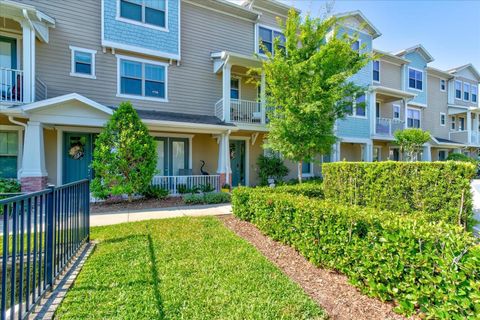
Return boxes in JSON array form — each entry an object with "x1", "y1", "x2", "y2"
[{"x1": 90, "y1": 203, "x2": 232, "y2": 227}]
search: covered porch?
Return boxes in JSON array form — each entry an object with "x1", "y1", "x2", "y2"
[{"x1": 448, "y1": 105, "x2": 480, "y2": 146}]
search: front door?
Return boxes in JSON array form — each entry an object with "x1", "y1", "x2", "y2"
[
  {"x1": 63, "y1": 133, "x2": 95, "y2": 184},
  {"x1": 230, "y1": 140, "x2": 246, "y2": 186}
]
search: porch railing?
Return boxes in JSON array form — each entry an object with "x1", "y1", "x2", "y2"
[
  {"x1": 0, "y1": 180, "x2": 90, "y2": 320},
  {"x1": 0, "y1": 68, "x2": 23, "y2": 104},
  {"x1": 152, "y1": 175, "x2": 221, "y2": 196},
  {"x1": 375, "y1": 118, "x2": 405, "y2": 137},
  {"x1": 449, "y1": 130, "x2": 469, "y2": 144},
  {"x1": 215, "y1": 98, "x2": 265, "y2": 124}
]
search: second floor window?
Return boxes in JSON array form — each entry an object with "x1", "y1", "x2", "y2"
[
  {"x1": 455, "y1": 80, "x2": 462, "y2": 99},
  {"x1": 472, "y1": 85, "x2": 478, "y2": 103},
  {"x1": 393, "y1": 105, "x2": 400, "y2": 119},
  {"x1": 120, "y1": 0, "x2": 166, "y2": 29},
  {"x1": 440, "y1": 113, "x2": 446, "y2": 126},
  {"x1": 440, "y1": 79, "x2": 446, "y2": 91},
  {"x1": 373, "y1": 60, "x2": 380, "y2": 82},
  {"x1": 346, "y1": 94, "x2": 366, "y2": 117},
  {"x1": 459, "y1": 117, "x2": 465, "y2": 131},
  {"x1": 451, "y1": 116, "x2": 456, "y2": 130},
  {"x1": 408, "y1": 68, "x2": 422, "y2": 90},
  {"x1": 464, "y1": 82, "x2": 470, "y2": 101},
  {"x1": 258, "y1": 26, "x2": 285, "y2": 56},
  {"x1": 70, "y1": 46, "x2": 96, "y2": 79},
  {"x1": 407, "y1": 108, "x2": 420, "y2": 128},
  {"x1": 119, "y1": 57, "x2": 167, "y2": 100},
  {"x1": 231, "y1": 78, "x2": 240, "y2": 99}
]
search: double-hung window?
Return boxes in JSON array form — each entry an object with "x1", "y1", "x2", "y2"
[
  {"x1": 155, "y1": 137, "x2": 189, "y2": 176},
  {"x1": 463, "y1": 82, "x2": 470, "y2": 101},
  {"x1": 351, "y1": 40, "x2": 360, "y2": 52},
  {"x1": 120, "y1": 0, "x2": 167, "y2": 29},
  {"x1": 440, "y1": 79, "x2": 446, "y2": 91},
  {"x1": 257, "y1": 26, "x2": 285, "y2": 56},
  {"x1": 302, "y1": 161, "x2": 313, "y2": 177},
  {"x1": 407, "y1": 108, "x2": 420, "y2": 128},
  {"x1": 393, "y1": 105, "x2": 400, "y2": 119},
  {"x1": 459, "y1": 117, "x2": 465, "y2": 131},
  {"x1": 373, "y1": 60, "x2": 380, "y2": 82},
  {"x1": 346, "y1": 94, "x2": 366, "y2": 117},
  {"x1": 472, "y1": 85, "x2": 478, "y2": 103},
  {"x1": 0, "y1": 131, "x2": 18, "y2": 179},
  {"x1": 455, "y1": 80, "x2": 462, "y2": 99},
  {"x1": 231, "y1": 78, "x2": 240, "y2": 100},
  {"x1": 451, "y1": 116, "x2": 456, "y2": 130},
  {"x1": 440, "y1": 113, "x2": 446, "y2": 126},
  {"x1": 70, "y1": 46, "x2": 96, "y2": 79},
  {"x1": 118, "y1": 56, "x2": 167, "y2": 101},
  {"x1": 408, "y1": 68, "x2": 423, "y2": 90}
]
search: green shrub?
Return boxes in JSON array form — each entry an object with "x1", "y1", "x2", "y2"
[
  {"x1": 183, "y1": 192, "x2": 231, "y2": 205},
  {"x1": 0, "y1": 178, "x2": 21, "y2": 193},
  {"x1": 322, "y1": 161, "x2": 476, "y2": 226},
  {"x1": 142, "y1": 185, "x2": 169, "y2": 200},
  {"x1": 232, "y1": 188, "x2": 480, "y2": 318},
  {"x1": 275, "y1": 181, "x2": 324, "y2": 198},
  {"x1": 446, "y1": 153, "x2": 477, "y2": 163},
  {"x1": 257, "y1": 154, "x2": 289, "y2": 186}
]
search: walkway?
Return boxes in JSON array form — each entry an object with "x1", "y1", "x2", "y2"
[{"x1": 90, "y1": 203, "x2": 232, "y2": 227}]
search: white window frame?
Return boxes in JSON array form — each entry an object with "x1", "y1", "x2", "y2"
[
  {"x1": 116, "y1": 54, "x2": 169, "y2": 102},
  {"x1": 440, "y1": 79, "x2": 446, "y2": 92},
  {"x1": 451, "y1": 116, "x2": 456, "y2": 130},
  {"x1": 255, "y1": 24, "x2": 284, "y2": 57},
  {"x1": 440, "y1": 112, "x2": 446, "y2": 126},
  {"x1": 406, "y1": 107, "x2": 421, "y2": 129},
  {"x1": 455, "y1": 80, "x2": 462, "y2": 100},
  {"x1": 372, "y1": 60, "x2": 380, "y2": 83},
  {"x1": 472, "y1": 85, "x2": 478, "y2": 103},
  {"x1": 392, "y1": 104, "x2": 401, "y2": 120},
  {"x1": 347, "y1": 93, "x2": 367, "y2": 118},
  {"x1": 69, "y1": 46, "x2": 96, "y2": 79},
  {"x1": 408, "y1": 67, "x2": 423, "y2": 92},
  {"x1": 301, "y1": 161, "x2": 314, "y2": 178},
  {"x1": 463, "y1": 82, "x2": 470, "y2": 102},
  {"x1": 116, "y1": 0, "x2": 169, "y2": 32}
]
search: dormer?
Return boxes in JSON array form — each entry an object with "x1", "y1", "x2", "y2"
[
  {"x1": 395, "y1": 44, "x2": 434, "y2": 107},
  {"x1": 447, "y1": 63, "x2": 480, "y2": 107}
]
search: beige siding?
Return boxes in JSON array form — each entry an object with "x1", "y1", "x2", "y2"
[
  {"x1": 44, "y1": 129, "x2": 57, "y2": 185},
  {"x1": 378, "y1": 60, "x2": 402, "y2": 90},
  {"x1": 340, "y1": 143, "x2": 362, "y2": 161},
  {"x1": 425, "y1": 74, "x2": 449, "y2": 139},
  {"x1": 452, "y1": 76, "x2": 479, "y2": 108},
  {"x1": 257, "y1": 10, "x2": 284, "y2": 28}
]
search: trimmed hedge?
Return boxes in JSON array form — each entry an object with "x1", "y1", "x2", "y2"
[
  {"x1": 322, "y1": 161, "x2": 476, "y2": 226},
  {"x1": 232, "y1": 187, "x2": 480, "y2": 318}
]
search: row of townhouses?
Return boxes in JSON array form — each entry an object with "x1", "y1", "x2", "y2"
[{"x1": 0, "y1": 0, "x2": 479, "y2": 192}]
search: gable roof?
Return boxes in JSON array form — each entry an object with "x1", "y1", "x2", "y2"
[
  {"x1": 240, "y1": 0, "x2": 299, "y2": 15},
  {"x1": 334, "y1": 10, "x2": 382, "y2": 39},
  {"x1": 395, "y1": 44, "x2": 434, "y2": 63},
  {"x1": 447, "y1": 63, "x2": 480, "y2": 81},
  {"x1": 22, "y1": 93, "x2": 113, "y2": 115}
]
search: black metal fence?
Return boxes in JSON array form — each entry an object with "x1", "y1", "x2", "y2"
[{"x1": 0, "y1": 179, "x2": 90, "y2": 320}]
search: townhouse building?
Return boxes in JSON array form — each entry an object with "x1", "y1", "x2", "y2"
[{"x1": 0, "y1": 1, "x2": 478, "y2": 192}]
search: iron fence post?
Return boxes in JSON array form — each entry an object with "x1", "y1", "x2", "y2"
[{"x1": 45, "y1": 185, "x2": 55, "y2": 289}]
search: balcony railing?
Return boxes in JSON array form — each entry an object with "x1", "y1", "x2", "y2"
[
  {"x1": 0, "y1": 68, "x2": 23, "y2": 104},
  {"x1": 449, "y1": 130, "x2": 479, "y2": 145},
  {"x1": 375, "y1": 118, "x2": 405, "y2": 137},
  {"x1": 152, "y1": 175, "x2": 221, "y2": 196},
  {"x1": 215, "y1": 98, "x2": 265, "y2": 125}
]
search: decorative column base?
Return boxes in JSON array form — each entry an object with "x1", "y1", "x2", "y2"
[{"x1": 21, "y1": 176, "x2": 48, "y2": 192}]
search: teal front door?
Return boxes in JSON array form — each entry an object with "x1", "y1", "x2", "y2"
[
  {"x1": 63, "y1": 133, "x2": 95, "y2": 184},
  {"x1": 230, "y1": 140, "x2": 246, "y2": 186}
]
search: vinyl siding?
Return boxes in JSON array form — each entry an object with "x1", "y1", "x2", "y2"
[
  {"x1": 404, "y1": 52, "x2": 428, "y2": 105},
  {"x1": 425, "y1": 74, "x2": 449, "y2": 139},
  {"x1": 451, "y1": 76, "x2": 479, "y2": 108},
  {"x1": 378, "y1": 60, "x2": 402, "y2": 90}
]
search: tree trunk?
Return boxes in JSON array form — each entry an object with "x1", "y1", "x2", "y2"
[{"x1": 297, "y1": 161, "x2": 303, "y2": 184}]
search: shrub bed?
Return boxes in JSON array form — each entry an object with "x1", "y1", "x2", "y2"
[
  {"x1": 322, "y1": 161, "x2": 476, "y2": 226},
  {"x1": 183, "y1": 192, "x2": 231, "y2": 205},
  {"x1": 232, "y1": 188, "x2": 480, "y2": 318}
]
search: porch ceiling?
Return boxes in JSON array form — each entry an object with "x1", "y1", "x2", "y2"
[
  {"x1": 372, "y1": 86, "x2": 416, "y2": 102},
  {"x1": 211, "y1": 51, "x2": 262, "y2": 73}
]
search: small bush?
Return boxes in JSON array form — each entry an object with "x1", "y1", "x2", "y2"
[
  {"x1": 231, "y1": 188, "x2": 480, "y2": 318},
  {"x1": 183, "y1": 192, "x2": 231, "y2": 205},
  {"x1": 446, "y1": 153, "x2": 477, "y2": 163},
  {"x1": 142, "y1": 185, "x2": 169, "y2": 200},
  {"x1": 0, "y1": 178, "x2": 21, "y2": 193},
  {"x1": 257, "y1": 154, "x2": 289, "y2": 186}
]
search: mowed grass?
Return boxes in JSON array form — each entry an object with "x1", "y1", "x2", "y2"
[{"x1": 55, "y1": 217, "x2": 325, "y2": 319}]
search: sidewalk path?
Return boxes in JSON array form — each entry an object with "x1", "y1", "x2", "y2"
[{"x1": 90, "y1": 203, "x2": 232, "y2": 227}]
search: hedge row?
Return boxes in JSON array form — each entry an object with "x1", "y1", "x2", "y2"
[
  {"x1": 232, "y1": 187, "x2": 480, "y2": 318},
  {"x1": 322, "y1": 162, "x2": 476, "y2": 226}
]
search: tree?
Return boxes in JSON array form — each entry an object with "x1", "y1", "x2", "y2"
[
  {"x1": 254, "y1": 9, "x2": 373, "y2": 182},
  {"x1": 256, "y1": 154, "x2": 289, "y2": 186},
  {"x1": 393, "y1": 128, "x2": 430, "y2": 161},
  {"x1": 91, "y1": 102, "x2": 157, "y2": 201}
]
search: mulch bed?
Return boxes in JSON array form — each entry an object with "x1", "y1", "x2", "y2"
[
  {"x1": 91, "y1": 197, "x2": 185, "y2": 214},
  {"x1": 221, "y1": 215, "x2": 410, "y2": 320}
]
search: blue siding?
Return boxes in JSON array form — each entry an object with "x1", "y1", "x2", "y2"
[
  {"x1": 404, "y1": 52, "x2": 428, "y2": 105},
  {"x1": 103, "y1": 0, "x2": 180, "y2": 58},
  {"x1": 338, "y1": 27, "x2": 373, "y2": 87},
  {"x1": 337, "y1": 117, "x2": 370, "y2": 139}
]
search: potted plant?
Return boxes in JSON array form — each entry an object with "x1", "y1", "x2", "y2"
[{"x1": 221, "y1": 183, "x2": 231, "y2": 193}]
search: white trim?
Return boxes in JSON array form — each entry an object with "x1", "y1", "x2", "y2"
[
  {"x1": 231, "y1": 75, "x2": 241, "y2": 99},
  {"x1": 408, "y1": 67, "x2": 424, "y2": 92},
  {"x1": 451, "y1": 115, "x2": 456, "y2": 130},
  {"x1": 149, "y1": 132, "x2": 194, "y2": 139},
  {"x1": 229, "y1": 136, "x2": 250, "y2": 186},
  {"x1": 440, "y1": 79, "x2": 446, "y2": 92},
  {"x1": 183, "y1": 0, "x2": 260, "y2": 23},
  {"x1": 255, "y1": 23, "x2": 284, "y2": 57},
  {"x1": 101, "y1": 40, "x2": 180, "y2": 61},
  {"x1": 69, "y1": 45, "x2": 97, "y2": 79},
  {"x1": 392, "y1": 104, "x2": 401, "y2": 120},
  {"x1": 372, "y1": 60, "x2": 380, "y2": 83},
  {"x1": 115, "y1": 0, "x2": 169, "y2": 32},
  {"x1": 116, "y1": 54, "x2": 169, "y2": 103},
  {"x1": 0, "y1": 125, "x2": 24, "y2": 179},
  {"x1": 22, "y1": 93, "x2": 113, "y2": 115},
  {"x1": 406, "y1": 107, "x2": 421, "y2": 129}
]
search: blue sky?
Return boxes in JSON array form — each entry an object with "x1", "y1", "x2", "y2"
[{"x1": 279, "y1": 0, "x2": 480, "y2": 71}]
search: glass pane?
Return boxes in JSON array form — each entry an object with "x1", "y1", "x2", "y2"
[
  {"x1": 416, "y1": 80, "x2": 422, "y2": 90},
  {"x1": 172, "y1": 141, "x2": 185, "y2": 176},
  {"x1": 121, "y1": 60, "x2": 142, "y2": 78},
  {"x1": 145, "y1": 7, "x2": 165, "y2": 27},
  {"x1": 409, "y1": 68, "x2": 415, "y2": 79},
  {"x1": 145, "y1": 80, "x2": 165, "y2": 98},
  {"x1": 0, "y1": 133, "x2": 7, "y2": 154},
  {"x1": 75, "y1": 62, "x2": 92, "y2": 75},
  {"x1": 145, "y1": 0, "x2": 166, "y2": 10},
  {"x1": 6, "y1": 132, "x2": 17, "y2": 155},
  {"x1": 231, "y1": 78, "x2": 239, "y2": 89},
  {"x1": 351, "y1": 40, "x2": 359, "y2": 51},
  {"x1": 260, "y1": 41, "x2": 272, "y2": 54},
  {"x1": 274, "y1": 31, "x2": 285, "y2": 46},
  {"x1": 0, "y1": 41, "x2": 12, "y2": 69},
  {"x1": 121, "y1": 77, "x2": 142, "y2": 95},
  {"x1": 259, "y1": 27, "x2": 272, "y2": 42},
  {"x1": 373, "y1": 70, "x2": 379, "y2": 81},
  {"x1": 156, "y1": 140, "x2": 164, "y2": 175},
  {"x1": 120, "y1": 0, "x2": 142, "y2": 21},
  {"x1": 356, "y1": 105, "x2": 366, "y2": 116},
  {"x1": 0, "y1": 156, "x2": 17, "y2": 178},
  {"x1": 302, "y1": 162, "x2": 311, "y2": 174},
  {"x1": 145, "y1": 64, "x2": 164, "y2": 81},
  {"x1": 409, "y1": 79, "x2": 416, "y2": 88},
  {"x1": 74, "y1": 51, "x2": 92, "y2": 64},
  {"x1": 230, "y1": 89, "x2": 239, "y2": 100}
]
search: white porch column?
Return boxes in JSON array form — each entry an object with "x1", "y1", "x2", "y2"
[
  {"x1": 222, "y1": 62, "x2": 232, "y2": 122},
  {"x1": 364, "y1": 142, "x2": 373, "y2": 162},
  {"x1": 403, "y1": 99, "x2": 408, "y2": 129},
  {"x1": 467, "y1": 111, "x2": 472, "y2": 144},
  {"x1": 216, "y1": 132, "x2": 232, "y2": 186},
  {"x1": 422, "y1": 144, "x2": 432, "y2": 161},
  {"x1": 260, "y1": 71, "x2": 266, "y2": 124},
  {"x1": 474, "y1": 113, "x2": 479, "y2": 144},
  {"x1": 20, "y1": 121, "x2": 48, "y2": 191},
  {"x1": 21, "y1": 21, "x2": 36, "y2": 103},
  {"x1": 369, "y1": 92, "x2": 376, "y2": 136},
  {"x1": 332, "y1": 141, "x2": 341, "y2": 162}
]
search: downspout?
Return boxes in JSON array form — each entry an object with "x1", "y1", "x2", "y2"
[{"x1": 8, "y1": 116, "x2": 27, "y2": 129}]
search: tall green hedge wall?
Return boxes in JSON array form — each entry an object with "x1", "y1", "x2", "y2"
[{"x1": 322, "y1": 162, "x2": 476, "y2": 226}]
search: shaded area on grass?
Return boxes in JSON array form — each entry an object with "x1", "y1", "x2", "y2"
[{"x1": 55, "y1": 217, "x2": 325, "y2": 319}]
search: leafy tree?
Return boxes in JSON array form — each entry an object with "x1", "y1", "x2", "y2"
[
  {"x1": 253, "y1": 9, "x2": 373, "y2": 182},
  {"x1": 91, "y1": 102, "x2": 157, "y2": 201},
  {"x1": 256, "y1": 154, "x2": 289, "y2": 186},
  {"x1": 393, "y1": 128, "x2": 430, "y2": 161}
]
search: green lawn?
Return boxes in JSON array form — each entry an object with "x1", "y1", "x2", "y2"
[{"x1": 56, "y1": 217, "x2": 325, "y2": 319}]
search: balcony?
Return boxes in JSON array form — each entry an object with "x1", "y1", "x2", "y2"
[
  {"x1": 449, "y1": 130, "x2": 480, "y2": 145},
  {"x1": 215, "y1": 98, "x2": 266, "y2": 125},
  {"x1": 0, "y1": 68, "x2": 23, "y2": 104},
  {"x1": 374, "y1": 118, "x2": 405, "y2": 138}
]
